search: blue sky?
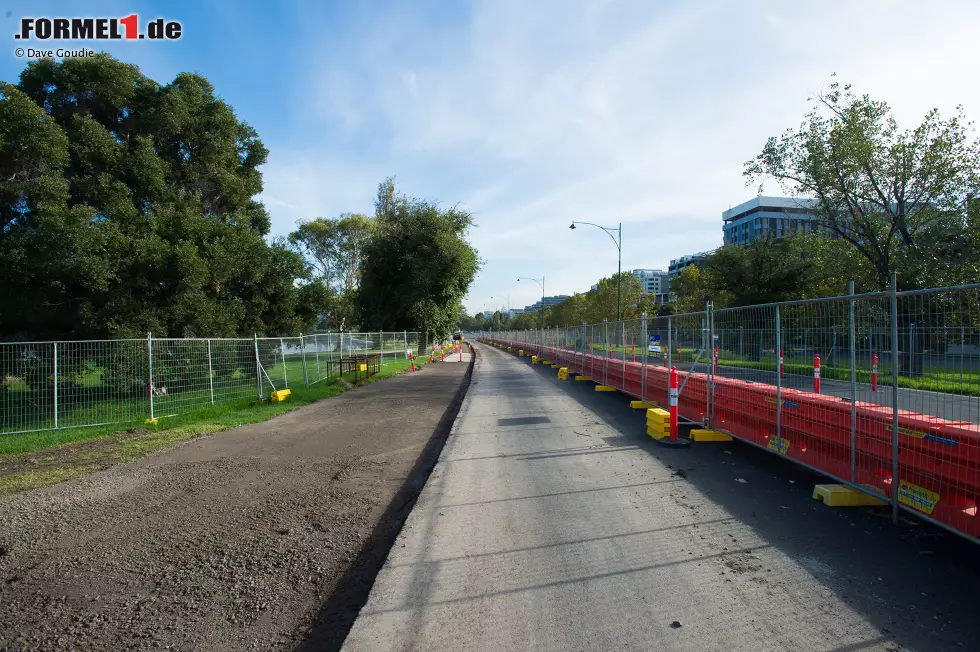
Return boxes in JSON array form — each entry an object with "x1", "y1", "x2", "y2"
[{"x1": 5, "y1": 0, "x2": 980, "y2": 315}]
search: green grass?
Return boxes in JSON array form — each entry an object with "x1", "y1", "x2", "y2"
[
  {"x1": 1, "y1": 353, "x2": 421, "y2": 437},
  {"x1": 0, "y1": 357, "x2": 422, "y2": 458}
]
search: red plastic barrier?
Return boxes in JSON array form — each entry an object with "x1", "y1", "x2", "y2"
[{"x1": 498, "y1": 337, "x2": 980, "y2": 538}]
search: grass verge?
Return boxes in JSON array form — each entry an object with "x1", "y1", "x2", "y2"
[{"x1": 0, "y1": 357, "x2": 426, "y2": 497}]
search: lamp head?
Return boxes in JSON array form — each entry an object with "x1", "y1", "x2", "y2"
[{"x1": 569, "y1": 223, "x2": 576, "y2": 229}]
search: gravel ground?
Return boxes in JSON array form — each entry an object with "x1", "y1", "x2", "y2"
[{"x1": 0, "y1": 357, "x2": 472, "y2": 652}]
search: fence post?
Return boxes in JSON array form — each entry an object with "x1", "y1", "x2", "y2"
[
  {"x1": 254, "y1": 333, "x2": 262, "y2": 400},
  {"x1": 621, "y1": 321, "x2": 626, "y2": 389},
  {"x1": 207, "y1": 339, "x2": 215, "y2": 405},
  {"x1": 709, "y1": 302, "x2": 716, "y2": 429},
  {"x1": 667, "y1": 316, "x2": 672, "y2": 369},
  {"x1": 641, "y1": 312, "x2": 648, "y2": 401},
  {"x1": 848, "y1": 280, "x2": 857, "y2": 483},
  {"x1": 315, "y1": 334, "x2": 321, "y2": 380},
  {"x1": 280, "y1": 337, "x2": 288, "y2": 389},
  {"x1": 603, "y1": 318, "x2": 609, "y2": 386},
  {"x1": 890, "y1": 271, "x2": 900, "y2": 524},
  {"x1": 53, "y1": 342, "x2": 58, "y2": 429},
  {"x1": 403, "y1": 330, "x2": 408, "y2": 360},
  {"x1": 380, "y1": 332, "x2": 385, "y2": 366},
  {"x1": 775, "y1": 306, "x2": 781, "y2": 446},
  {"x1": 301, "y1": 333, "x2": 309, "y2": 385},
  {"x1": 148, "y1": 332, "x2": 155, "y2": 422}
]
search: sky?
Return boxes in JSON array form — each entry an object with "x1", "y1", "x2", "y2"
[{"x1": 4, "y1": 0, "x2": 980, "y2": 315}]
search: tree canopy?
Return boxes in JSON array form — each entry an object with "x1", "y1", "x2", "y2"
[
  {"x1": 0, "y1": 54, "x2": 319, "y2": 340},
  {"x1": 744, "y1": 76, "x2": 980, "y2": 288},
  {"x1": 358, "y1": 178, "x2": 480, "y2": 339}
]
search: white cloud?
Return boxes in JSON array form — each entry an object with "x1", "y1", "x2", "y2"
[{"x1": 256, "y1": 0, "x2": 980, "y2": 314}]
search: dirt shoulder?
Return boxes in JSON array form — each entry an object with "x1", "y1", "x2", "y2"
[{"x1": 0, "y1": 356, "x2": 473, "y2": 652}]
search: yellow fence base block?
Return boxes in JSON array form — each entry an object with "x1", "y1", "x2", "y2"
[
  {"x1": 812, "y1": 484, "x2": 887, "y2": 507},
  {"x1": 630, "y1": 400, "x2": 655, "y2": 409},
  {"x1": 646, "y1": 427, "x2": 669, "y2": 440},
  {"x1": 690, "y1": 429, "x2": 733, "y2": 442},
  {"x1": 531, "y1": 356, "x2": 538, "y2": 364},
  {"x1": 144, "y1": 418, "x2": 159, "y2": 425},
  {"x1": 551, "y1": 364, "x2": 560, "y2": 369},
  {"x1": 575, "y1": 376, "x2": 591, "y2": 382},
  {"x1": 595, "y1": 385, "x2": 616, "y2": 392},
  {"x1": 541, "y1": 360, "x2": 552, "y2": 365},
  {"x1": 519, "y1": 350, "x2": 524, "y2": 356},
  {"x1": 270, "y1": 388, "x2": 292, "y2": 403}
]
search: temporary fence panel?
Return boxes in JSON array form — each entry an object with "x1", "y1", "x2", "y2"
[
  {"x1": 1, "y1": 331, "x2": 420, "y2": 436},
  {"x1": 481, "y1": 282, "x2": 980, "y2": 542}
]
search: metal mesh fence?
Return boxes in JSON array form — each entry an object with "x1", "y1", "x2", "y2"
[
  {"x1": 484, "y1": 280, "x2": 980, "y2": 542},
  {"x1": 1, "y1": 331, "x2": 420, "y2": 437}
]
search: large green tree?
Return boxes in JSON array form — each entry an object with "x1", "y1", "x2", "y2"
[
  {"x1": 584, "y1": 272, "x2": 643, "y2": 324},
  {"x1": 744, "y1": 76, "x2": 980, "y2": 288},
  {"x1": 288, "y1": 213, "x2": 373, "y2": 293},
  {"x1": 357, "y1": 178, "x2": 480, "y2": 339},
  {"x1": 0, "y1": 54, "x2": 317, "y2": 340}
]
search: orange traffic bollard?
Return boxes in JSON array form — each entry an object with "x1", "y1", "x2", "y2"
[
  {"x1": 669, "y1": 366, "x2": 679, "y2": 441},
  {"x1": 779, "y1": 349, "x2": 785, "y2": 378},
  {"x1": 813, "y1": 353, "x2": 821, "y2": 393},
  {"x1": 410, "y1": 351, "x2": 415, "y2": 372}
]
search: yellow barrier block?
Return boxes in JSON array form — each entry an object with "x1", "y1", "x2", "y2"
[
  {"x1": 551, "y1": 364, "x2": 560, "y2": 369},
  {"x1": 646, "y1": 426, "x2": 669, "y2": 440},
  {"x1": 507, "y1": 347, "x2": 513, "y2": 352},
  {"x1": 630, "y1": 400, "x2": 655, "y2": 409},
  {"x1": 690, "y1": 429, "x2": 732, "y2": 442},
  {"x1": 270, "y1": 388, "x2": 292, "y2": 402},
  {"x1": 519, "y1": 350, "x2": 524, "y2": 356},
  {"x1": 646, "y1": 408, "x2": 670, "y2": 421},
  {"x1": 144, "y1": 417, "x2": 159, "y2": 425},
  {"x1": 812, "y1": 484, "x2": 887, "y2": 507},
  {"x1": 575, "y1": 376, "x2": 591, "y2": 381},
  {"x1": 531, "y1": 356, "x2": 538, "y2": 364},
  {"x1": 541, "y1": 360, "x2": 552, "y2": 365},
  {"x1": 595, "y1": 385, "x2": 616, "y2": 392}
]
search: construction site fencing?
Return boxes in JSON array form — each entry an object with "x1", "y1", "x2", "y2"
[
  {"x1": 1, "y1": 331, "x2": 423, "y2": 437},
  {"x1": 483, "y1": 279, "x2": 980, "y2": 543}
]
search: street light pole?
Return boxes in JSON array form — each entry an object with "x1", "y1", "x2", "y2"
[
  {"x1": 517, "y1": 276, "x2": 546, "y2": 341},
  {"x1": 570, "y1": 221, "x2": 623, "y2": 322}
]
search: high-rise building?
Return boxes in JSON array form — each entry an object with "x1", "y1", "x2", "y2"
[{"x1": 722, "y1": 196, "x2": 824, "y2": 246}]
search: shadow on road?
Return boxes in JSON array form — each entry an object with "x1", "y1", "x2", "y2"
[{"x1": 522, "y1": 357, "x2": 980, "y2": 652}]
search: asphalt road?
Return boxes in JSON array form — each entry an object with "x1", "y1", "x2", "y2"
[{"x1": 341, "y1": 341, "x2": 980, "y2": 652}]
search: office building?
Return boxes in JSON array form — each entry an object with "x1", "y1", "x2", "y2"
[
  {"x1": 632, "y1": 269, "x2": 668, "y2": 295},
  {"x1": 632, "y1": 269, "x2": 670, "y2": 305},
  {"x1": 523, "y1": 295, "x2": 570, "y2": 312},
  {"x1": 723, "y1": 196, "x2": 823, "y2": 246},
  {"x1": 668, "y1": 251, "x2": 713, "y2": 278}
]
